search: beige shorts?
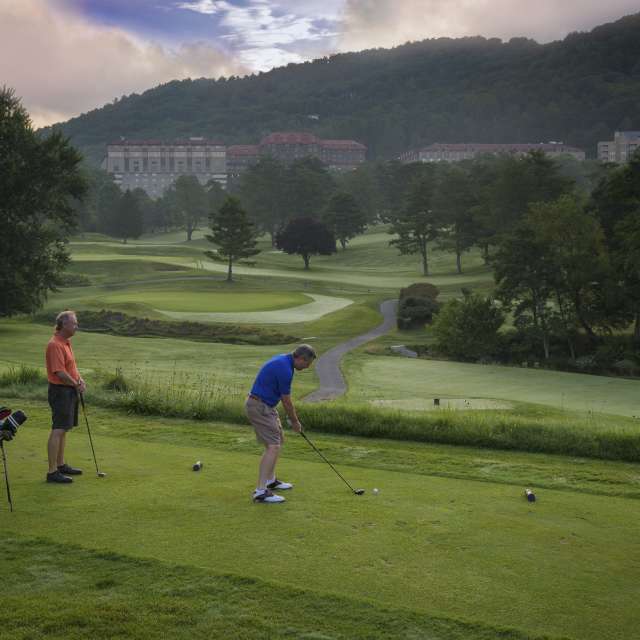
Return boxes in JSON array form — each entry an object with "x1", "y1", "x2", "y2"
[{"x1": 245, "y1": 396, "x2": 284, "y2": 445}]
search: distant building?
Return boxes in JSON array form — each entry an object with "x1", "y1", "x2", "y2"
[
  {"x1": 103, "y1": 138, "x2": 226, "y2": 198},
  {"x1": 226, "y1": 145, "x2": 260, "y2": 180},
  {"x1": 227, "y1": 132, "x2": 367, "y2": 179},
  {"x1": 400, "y1": 142, "x2": 586, "y2": 163},
  {"x1": 597, "y1": 131, "x2": 640, "y2": 163}
]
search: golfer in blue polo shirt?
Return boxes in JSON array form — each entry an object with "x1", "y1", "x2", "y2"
[{"x1": 245, "y1": 344, "x2": 317, "y2": 503}]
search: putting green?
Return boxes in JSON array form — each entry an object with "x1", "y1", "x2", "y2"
[
  {"x1": 157, "y1": 293, "x2": 353, "y2": 324},
  {"x1": 97, "y1": 290, "x2": 310, "y2": 313}
]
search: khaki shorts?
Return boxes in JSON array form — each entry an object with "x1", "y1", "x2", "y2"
[{"x1": 245, "y1": 396, "x2": 283, "y2": 445}]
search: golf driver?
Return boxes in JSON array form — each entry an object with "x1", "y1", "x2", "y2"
[
  {"x1": 299, "y1": 430, "x2": 364, "y2": 495},
  {"x1": 1, "y1": 441, "x2": 13, "y2": 512},
  {"x1": 78, "y1": 392, "x2": 106, "y2": 478}
]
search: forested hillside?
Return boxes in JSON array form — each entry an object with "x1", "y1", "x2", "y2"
[{"x1": 48, "y1": 13, "x2": 640, "y2": 165}]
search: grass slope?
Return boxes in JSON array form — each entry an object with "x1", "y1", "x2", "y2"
[{"x1": 1, "y1": 402, "x2": 639, "y2": 640}]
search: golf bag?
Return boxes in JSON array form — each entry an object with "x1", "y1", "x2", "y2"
[{"x1": 0, "y1": 406, "x2": 28, "y2": 512}]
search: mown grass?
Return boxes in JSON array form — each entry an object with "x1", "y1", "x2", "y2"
[
  {"x1": 2, "y1": 404, "x2": 639, "y2": 640},
  {"x1": 3, "y1": 538, "x2": 542, "y2": 640}
]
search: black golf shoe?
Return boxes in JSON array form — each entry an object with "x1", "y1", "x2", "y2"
[
  {"x1": 58, "y1": 463, "x2": 83, "y2": 475},
  {"x1": 46, "y1": 470, "x2": 73, "y2": 483}
]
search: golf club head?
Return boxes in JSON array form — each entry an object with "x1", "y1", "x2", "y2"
[
  {"x1": 354, "y1": 489, "x2": 365, "y2": 495},
  {"x1": 97, "y1": 472, "x2": 107, "y2": 478}
]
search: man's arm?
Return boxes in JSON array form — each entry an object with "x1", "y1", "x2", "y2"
[
  {"x1": 280, "y1": 395, "x2": 301, "y2": 432},
  {"x1": 55, "y1": 370, "x2": 85, "y2": 392}
]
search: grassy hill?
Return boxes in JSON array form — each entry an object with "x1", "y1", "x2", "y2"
[{"x1": 45, "y1": 13, "x2": 640, "y2": 164}]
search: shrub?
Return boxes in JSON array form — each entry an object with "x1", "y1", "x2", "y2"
[
  {"x1": 431, "y1": 293, "x2": 505, "y2": 360},
  {"x1": 397, "y1": 282, "x2": 440, "y2": 329}
]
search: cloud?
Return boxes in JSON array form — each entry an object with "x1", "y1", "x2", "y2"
[
  {"x1": 175, "y1": 0, "x2": 230, "y2": 15},
  {"x1": 0, "y1": 0, "x2": 247, "y2": 127},
  {"x1": 178, "y1": 0, "x2": 340, "y2": 71},
  {"x1": 338, "y1": 0, "x2": 640, "y2": 51}
]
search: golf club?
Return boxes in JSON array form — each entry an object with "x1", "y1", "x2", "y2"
[
  {"x1": 0, "y1": 441, "x2": 13, "y2": 512},
  {"x1": 78, "y1": 392, "x2": 106, "y2": 478},
  {"x1": 299, "y1": 430, "x2": 364, "y2": 495}
]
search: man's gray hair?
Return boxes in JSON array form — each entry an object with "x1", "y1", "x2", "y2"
[
  {"x1": 293, "y1": 344, "x2": 317, "y2": 361},
  {"x1": 55, "y1": 310, "x2": 76, "y2": 330}
]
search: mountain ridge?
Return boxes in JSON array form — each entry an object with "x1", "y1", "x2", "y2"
[{"x1": 46, "y1": 12, "x2": 640, "y2": 164}]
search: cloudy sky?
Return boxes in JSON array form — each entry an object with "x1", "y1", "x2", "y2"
[{"x1": 2, "y1": 0, "x2": 638, "y2": 127}]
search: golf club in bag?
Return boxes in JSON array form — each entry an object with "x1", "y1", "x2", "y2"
[
  {"x1": 78, "y1": 392, "x2": 106, "y2": 478},
  {"x1": 299, "y1": 430, "x2": 364, "y2": 495},
  {"x1": 0, "y1": 407, "x2": 28, "y2": 512}
]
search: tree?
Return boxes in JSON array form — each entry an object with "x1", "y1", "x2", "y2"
[
  {"x1": 0, "y1": 87, "x2": 86, "y2": 316},
  {"x1": 111, "y1": 190, "x2": 144, "y2": 243},
  {"x1": 170, "y1": 175, "x2": 208, "y2": 241},
  {"x1": 491, "y1": 222, "x2": 558, "y2": 359},
  {"x1": 590, "y1": 154, "x2": 640, "y2": 344},
  {"x1": 431, "y1": 293, "x2": 505, "y2": 361},
  {"x1": 322, "y1": 192, "x2": 368, "y2": 249},
  {"x1": 238, "y1": 157, "x2": 288, "y2": 244},
  {"x1": 614, "y1": 211, "x2": 640, "y2": 344},
  {"x1": 527, "y1": 195, "x2": 616, "y2": 348},
  {"x1": 276, "y1": 217, "x2": 336, "y2": 269},
  {"x1": 95, "y1": 179, "x2": 122, "y2": 235},
  {"x1": 204, "y1": 196, "x2": 260, "y2": 282},
  {"x1": 388, "y1": 167, "x2": 440, "y2": 276},
  {"x1": 472, "y1": 152, "x2": 573, "y2": 250},
  {"x1": 433, "y1": 164, "x2": 480, "y2": 273},
  {"x1": 286, "y1": 157, "x2": 335, "y2": 219}
]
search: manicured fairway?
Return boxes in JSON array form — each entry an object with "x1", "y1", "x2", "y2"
[
  {"x1": 343, "y1": 354, "x2": 640, "y2": 418},
  {"x1": 1, "y1": 402, "x2": 639, "y2": 640}
]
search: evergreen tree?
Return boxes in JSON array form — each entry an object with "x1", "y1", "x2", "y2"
[
  {"x1": 0, "y1": 87, "x2": 86, "y2": 316},
  {"x1": 205, "y1": 196, "x2": 260, "y2": 282},
  {"x1": 112, "y1": 190, "x2": 144, "y2": 243}
]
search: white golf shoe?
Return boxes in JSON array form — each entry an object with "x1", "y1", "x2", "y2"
[{"x1": 252, "y1": 489, "x2": 285, "y2": 503}]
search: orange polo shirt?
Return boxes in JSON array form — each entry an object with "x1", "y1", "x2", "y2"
[{"x1": 46, "y1": 333, "x2": 80, "y2": 385}]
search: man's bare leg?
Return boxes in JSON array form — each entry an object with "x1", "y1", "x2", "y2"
[{"x1": 257, "y1": 444, "x2": 280, "y2": 490}]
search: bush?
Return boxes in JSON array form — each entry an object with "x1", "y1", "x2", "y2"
[
  {"x1": 431, "y1": 293, "x2": 505, "y2": 360},
  {"x1": 397, "y1": 282, "x2": 440, "y2": 329}
]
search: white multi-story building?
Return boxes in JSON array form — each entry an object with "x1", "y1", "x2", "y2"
[
  {"x1": 597, "y1": 131, "x2": 640, "y2": 164},
  {"x1": 103, "y1": 138, "x2": 226, "y2": 198}
]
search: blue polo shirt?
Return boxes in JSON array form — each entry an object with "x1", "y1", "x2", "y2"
[{"x1": 250, "y1": 353, "x2": 294, "y2": 407}]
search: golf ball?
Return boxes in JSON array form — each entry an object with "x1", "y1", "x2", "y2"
[{"x1": 373, "y1": 488, "x2": 379, "y2": 494}]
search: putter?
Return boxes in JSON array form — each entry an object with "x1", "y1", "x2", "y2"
[
  {"x1": 78, "y1": 392, "x2": 106, "y2": 478},
  {"x1": 1, "y1": 441, "x2": 13, "y2": 512},
  {"x1": 299, "y1": 430, "x2": 364, "y2": 495}
]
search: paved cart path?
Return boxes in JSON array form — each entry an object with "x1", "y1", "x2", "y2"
[{"x1": 304, "y1": 299, "x2": 397, "y2": 402}]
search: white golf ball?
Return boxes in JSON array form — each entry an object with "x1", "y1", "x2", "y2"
[{"x1": 373, "y1": 488, "x2": 379, "y2": 494}]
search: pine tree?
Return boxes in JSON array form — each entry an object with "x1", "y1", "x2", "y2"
[{"x1": 205, "y1": 196, "x2": 260, "y2": 282}]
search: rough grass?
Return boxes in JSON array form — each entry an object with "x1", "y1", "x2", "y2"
[{"x1": 4, "y1": 369, "x2": 640, "y2": 462}]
